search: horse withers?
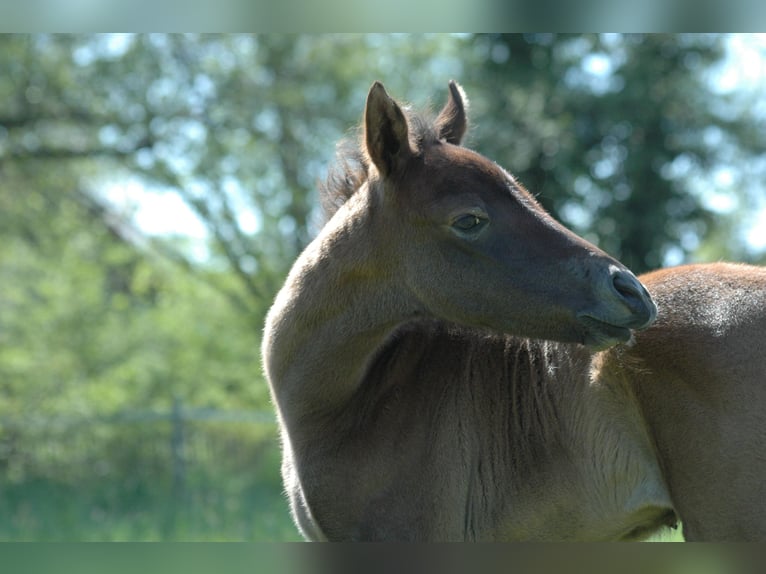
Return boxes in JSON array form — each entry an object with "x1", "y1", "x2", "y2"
[{"x1": 262, "y1": 81, "x2": 766, "y2": 541}]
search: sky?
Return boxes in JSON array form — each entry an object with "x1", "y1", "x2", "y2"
[
  {"x1": 707, "y1": 34, "x2": 766, "y2": 253},
  {"x1": 105, "y1": 177, "x2": 208, "y2": 239},
  {"x1": 103, "y1": 34, "x2": 766, "y2": 263}
]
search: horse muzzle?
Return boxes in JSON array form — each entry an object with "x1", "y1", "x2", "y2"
[{"x1": 577, "y1": 267, "x2": 657, "y2": 349}]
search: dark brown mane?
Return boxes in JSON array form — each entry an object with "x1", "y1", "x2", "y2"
[{"x1": 319, "y1": 107, "x2": 442, "y2": 222}]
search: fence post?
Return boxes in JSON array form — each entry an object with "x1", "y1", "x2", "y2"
[{"x1": 166, "y1": 396, "x2": 186, "y2": 538}]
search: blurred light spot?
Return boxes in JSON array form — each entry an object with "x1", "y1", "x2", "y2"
[
  {"x1": 582, "y1": 52, "x2": 612, "y2": 76},
  {"x1": 25, "y1": 85, "x2": 43, "y2": 105},
  {"x1": 746, "y1": 208, "x2": 766, "y2": 250},
  {"x1": 491, "y1": 42, "x2": 510, "y2": 64}
]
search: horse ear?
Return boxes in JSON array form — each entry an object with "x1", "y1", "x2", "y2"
[
  {"x1": 435, "y1": 80, "x2": 468, "y2": 145},
  {"x1": 364, "y1": 81, "x2": 412, "y2": 178}
]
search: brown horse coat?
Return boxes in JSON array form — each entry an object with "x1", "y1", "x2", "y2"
[{"x1": 263, "y1": 82, "x2": 765, "y2": 541}]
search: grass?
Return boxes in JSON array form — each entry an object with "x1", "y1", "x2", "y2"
[
  {"x1": 0, "y1": 419, "x2": 687, "y2": 542},
  {"x1": 0, "y1": 439, "x2": 301, "y2": 541},
  {"x1": 648, "y1": 526, "x2": 685, "y2": 542}
]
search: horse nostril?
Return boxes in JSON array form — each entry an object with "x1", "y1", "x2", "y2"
[
  {"x1": 613, "y1": 272, "x2": 642, "y2": 306},
  {"x1": 611, "y1": 269, "x2": 656, "y2": 326}
]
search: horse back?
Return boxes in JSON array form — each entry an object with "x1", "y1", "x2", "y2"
[{"x1": 619, "y1": 263, "x2": 766, "y2": 540}]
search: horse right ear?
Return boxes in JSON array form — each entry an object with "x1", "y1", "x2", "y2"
[
  {"x1": 364, "y1": 81, "x2": 413, "y2": 178},
  {"x1": 435, "y1": 80, "x2": 468, "y2": 145}
]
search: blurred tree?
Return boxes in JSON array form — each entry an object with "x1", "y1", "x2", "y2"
[
  {"x1": 0, "y1": 34, "x2": 467, "y2": 322},
  {"x1": 0, "y1": 163, "x2": 267, "y2": 417},
  {"x1": 463, "y1": 33, "x2": 766, "y2": 273}
]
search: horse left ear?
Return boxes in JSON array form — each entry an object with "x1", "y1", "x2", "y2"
[
  {"x1": 435, "y1": 80, "x2": 468, "y2": 145},
  {"x1": 364, "y1": 81, "x2": 413, "y2": 178}
]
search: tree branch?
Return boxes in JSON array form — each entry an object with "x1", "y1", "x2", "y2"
[{"x1": 69, "y1": 186, "x2": 256, "y2": 317}]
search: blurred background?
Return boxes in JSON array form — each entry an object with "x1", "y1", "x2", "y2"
[{"x1": 2, "y1": 33, "x2": 766, "y2": 541}]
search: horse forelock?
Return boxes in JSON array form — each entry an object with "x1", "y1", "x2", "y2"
[{"x1": 319, "y1": 107, "x2": 442, "y2": 223}]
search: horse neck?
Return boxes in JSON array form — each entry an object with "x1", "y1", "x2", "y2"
[{"x1": 263, "y1": 188, "x2": 417, "y2": 428}]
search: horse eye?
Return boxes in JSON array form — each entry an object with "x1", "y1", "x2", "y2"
[{"x1": 451, "y1": 214, "x2": 487, "y2": 234}]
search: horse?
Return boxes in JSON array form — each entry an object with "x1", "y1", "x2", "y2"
[{"x1": 262, "y1": 81, "x2": 766, "y2": 541}]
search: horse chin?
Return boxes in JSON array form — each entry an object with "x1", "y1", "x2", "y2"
[{"x1": 577, "y1": 315, "x2": 635, "y2": 351}]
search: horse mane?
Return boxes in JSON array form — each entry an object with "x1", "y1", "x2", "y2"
[
  {"x1": 319, "y1": 106, "x2": 442, "y2": 222},
  {"x1": 360, "y1": 321, "x2": 572, "y2": 471}
]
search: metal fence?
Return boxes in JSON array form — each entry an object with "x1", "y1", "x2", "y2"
[
  {"x1": 0, "y1": 400, "x2": 279, "y2": 483},
  {"x1": 0, "y1": 401, "x2": 293, "y2": 540}
]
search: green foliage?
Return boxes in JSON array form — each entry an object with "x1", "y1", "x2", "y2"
[
  {"x1": 0, "y1": 130, "x2": 271, "y2": 540},
  {"x1": 1, "y1": 34, "x2": 470, "y2": 321},
  {"x1": 0, "y1": 184, "x2": 266, "y2": 419}
]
